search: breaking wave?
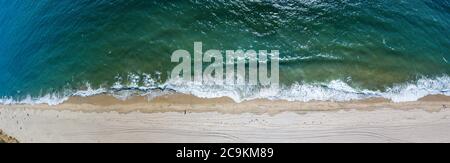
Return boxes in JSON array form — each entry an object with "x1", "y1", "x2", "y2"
[{"x1": 1, "y1": 75, "x2": 449, "y2": 106}]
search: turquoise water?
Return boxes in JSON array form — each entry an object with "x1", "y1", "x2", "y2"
[{"x1": 0, "y1": 0, "x2": 449, "y2": 104}]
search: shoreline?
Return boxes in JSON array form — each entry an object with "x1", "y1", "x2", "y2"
[
  {"x1": 1, "y1": 94, "x2": 449, "y2": 143},
  {"x1": 2, "y1": 93, "x2": 449, "y2": 114}
]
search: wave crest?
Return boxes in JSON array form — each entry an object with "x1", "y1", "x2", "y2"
[{"x1": 1, "y1": 75, "x2": 449, "y2": 105}]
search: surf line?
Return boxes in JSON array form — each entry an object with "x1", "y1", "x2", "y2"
[{"x1": 170, "y1": 42, "x2": 280, "y2": 86}]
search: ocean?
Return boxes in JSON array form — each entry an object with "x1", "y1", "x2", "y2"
[{"x1": 0, "y1": 0, "x2": 449, "y2": 104}]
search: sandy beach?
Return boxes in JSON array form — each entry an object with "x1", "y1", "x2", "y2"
[{"x1": 1, "y1": 94, "x2": 449, "y2": 143}]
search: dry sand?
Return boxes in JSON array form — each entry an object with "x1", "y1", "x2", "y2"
[{"x1": 0, "y1": 94, "x2": 449, "y2": 143}]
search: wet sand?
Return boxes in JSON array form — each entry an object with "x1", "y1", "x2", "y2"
[{"x1": 0, "y1": 94, "x2": 449, "y2": 143}]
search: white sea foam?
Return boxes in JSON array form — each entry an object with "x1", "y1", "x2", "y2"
[
  {"x1": 72, "y1": 84, "x2": 107, "y2": 97},
  {"x1": 163, "y1": 78, "x2": 375, "y2": 102},
  {"x1": 0, "y1": 93, "x2": 69, "y2": 106},
  {"x1": 278, "y1": 53, "x2": 342, "y2": 63},
  {"x1": 382, "y1": 76, "x2": 450, "y2": 102},
  {"x1": 0, "y1": 84, "x2": 107, "y2": 106},
  {"x1": 163, "y1": 75, "x2": 450, "y2": 103},
  {"x1": 1, "y1": 75, "x2": 449, "y2": 105}
]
